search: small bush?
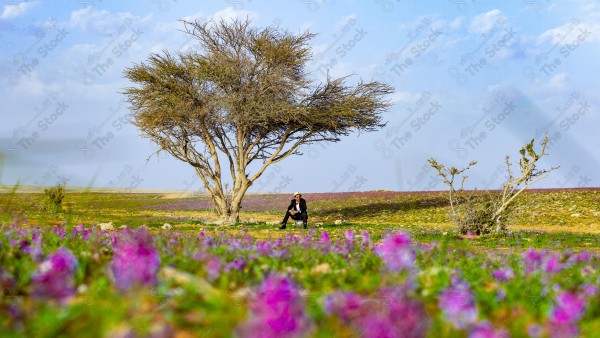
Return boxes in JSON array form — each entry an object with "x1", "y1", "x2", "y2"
[
  {"x1": 451, "y1": 193, "x2": 513, "y2": 235},
  {"x1": 429, "y1": 134, "x2": 556, "y2": 235},
  {"x1": 42, "y1": 184, "x2": 65, "y2": 213}
]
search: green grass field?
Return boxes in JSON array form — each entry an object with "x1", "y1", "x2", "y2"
[
  {"x1": 2, "y1": 187, "x2": 600, "y2": 337},
  {"x1": 2, "y1": 187, "x2": 599, "y2": 248}
]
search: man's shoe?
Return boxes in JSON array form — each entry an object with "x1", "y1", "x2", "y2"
[
  {"x1": 279, "y1": 223, "x2": 286, "y2": 229},
  {"x1": 303, "y1": 223, "x2": 307, "y2": 229}
]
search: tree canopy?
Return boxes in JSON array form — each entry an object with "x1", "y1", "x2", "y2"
[{"x1": 123, "y1": 18, "x2": 394, "y2": 224}]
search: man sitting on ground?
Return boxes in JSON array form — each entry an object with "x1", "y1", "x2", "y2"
[{"x1": 279, "y1": 192, "x2": 308, "y2": 229}]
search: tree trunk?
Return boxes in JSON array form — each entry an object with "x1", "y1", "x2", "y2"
[
  {"x1": 211, "y1": 185, "x2": 246, "y2": 225},
  {"x1": 224, "y1": 207, "x2": 240, "y2": 224}
]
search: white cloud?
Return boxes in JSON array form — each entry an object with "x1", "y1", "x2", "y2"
[
  {"x1": 389, "y1": 91, "x2": 418, "y2": 104},
  {"x1": 538, "y1": 20, "x2": 600, "y2": 45},
  {"x1": 469, "y1": 9, "x2": 506, "y2": 34},
  {"x1": 547, "y1": 72, "x2": 569, "y2": 91},
  {"x1": 180, "y1": 10, "x2": 204, "y2": 23},
  {"x1": 209, "y1": 6, "x2": 258, "y2": 23},
  {"x1": 0, "y1": 1, "x2": 38, "y2": 20},
  {"x1": 335, "y1": 14, "x2": 356, "y2": 30},
  {"x1": 12, "y1": 72, "x2": 47, "y2": 97},
  {"x1": 69, "y1": 8, "x2": 152, "y2": 36},
  {"x1": 582, "y1": 0, "x2": 598, "y2": 12},
  {"x1": 449, "y1": 17, "x2": 464, "y2": 31}
]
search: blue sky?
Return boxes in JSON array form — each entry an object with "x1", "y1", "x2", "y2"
[{"x1": 1, "y1": 0, "x2": 599, "y2": 194}]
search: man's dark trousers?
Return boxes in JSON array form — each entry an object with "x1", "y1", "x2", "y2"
[{"x1": 281, "y1": 210, "x2": 308, "y2": 225}]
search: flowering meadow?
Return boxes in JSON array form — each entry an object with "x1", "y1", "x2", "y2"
[{"x1": 1, "y1": 189, "x2": 600, "y2": 337}]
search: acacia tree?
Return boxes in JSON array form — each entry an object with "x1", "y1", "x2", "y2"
[{"x1": 123, "y1": 19, "x2": 394, "y2": 224}]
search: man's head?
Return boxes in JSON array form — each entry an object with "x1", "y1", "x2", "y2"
[{"x1": 294, "y1": 192, "x2": 301, "y2": 200}]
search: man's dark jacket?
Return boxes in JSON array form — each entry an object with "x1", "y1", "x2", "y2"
[{"x1": 287, "y1": 198, "x2": 307, "y2": 213}]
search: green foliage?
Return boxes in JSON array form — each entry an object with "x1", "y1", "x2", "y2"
[
  {"x1": 42, "y1": 184, "x2": 65, "y2": 213},
  {"x1": 452, "y1": 193, "x2": 505, "y2": 235}
]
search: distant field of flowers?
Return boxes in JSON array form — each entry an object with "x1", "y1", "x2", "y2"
[{"x1": 2, "y1": 216, "x2": 600, "y2": 337}]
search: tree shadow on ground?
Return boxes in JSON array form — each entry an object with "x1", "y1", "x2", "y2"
[{"x1": 313, "y1": 195, "x2": 449, "y2": 219}]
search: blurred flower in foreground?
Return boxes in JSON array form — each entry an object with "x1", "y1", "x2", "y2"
[
  {"x1": 325, "y1": 288, "x2": 428, "y2": 338},
  {"x1": 110, "y1": 228, "x2": 161, "y2": 291},
  {"x1": 548, "y1": 291, "x2": 586, "y2": 338},
  {"x1": 31, "y1": 247, "x2": 77, "y2": 301},
  {"x1": 324, "y1": 291, "x2": 363, "y2": 321},
  {"x1": 439, "y1": 277, "x2": 478, "y2": 330},
  {"x1": 469, "y1": 321, "x2": 509, "y2": 338},
  {"x1": 360, "y1": 230, "x2": 371, "y2": 249},
  {"x1": 375, "y1": 232, "x2": 416, "y2": 273},
  {"x1": 238, "y1": 275, "x2": 312, "y2": 338},
  {"x1": 522, "y1": 248, "x2": 545, "y2": 273},
  {"x1": 1, "y1": 268, "x2": 16, "y2": 293},
  {"x1": 72, "y1": 224, "x2": 90, "y2": 240},
  {"x1": 492, "y1": 267, "x2": 515, "y2": 283}
]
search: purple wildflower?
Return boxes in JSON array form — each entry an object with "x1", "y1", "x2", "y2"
[
  {"x1": 583, "y1": 284, "x2": 598, "y2": 297},
  {"x1": 544, "y1": 255, "x2": 563, "y2": 274},
  {"x1": 439, "y1": 278, "x2": 478, "y2": 330},
  {"x1": 72, "y1": 224, "x2": 90, "y2": 240},
  {"x1": 256, "y1": 241, "x2": 273, "y2": 256},
  {"x1": 547, "y1": 291, "x2": 586, "y2": 338},
  {"x1": 527, "y1": 324, "x2": 543, "y2": 337},
  {"x1": 360, "y1": 230, "x2": 371, "y2": 250},
  {"x1": 0, "y1": 268, "x2": 16, "y2": 294},
  {"x1": 319, "y1": 232, "x2": 332, "y2": 253},
  {"x1": 550, "y1": 292, "x2": 585, "y2": 325},
  {"x1": 469, "y1": 321, "x2": 509, "y2": 338},
  {"x1": 206, "y1": 258, "x2": 222, "y2": 281},
  {"x1": 495, "y1": 289, "x2": 506, "y2": 302},
  {"x1": 492, "y1": 267, "x2": 515, "y2": 283},
  {"x1": 361, "y1": 288, "x2": 428, "y2": 338},
  {"x1": 344, "y1": 229, "x2": 355, "y2": 244},
  {"x1": 374, "y1": 232, "x2": 415, "y2": 273},
  {"x1": 581, "y1": 265, "x2": 595, "y2": 277},
  {"x1": 320, "y1": 231, "x2": 331, "y2": 244},
  {"x1": 31, "y1": 247, "x2": 78, "y2": 301},
  {"x1": 53, "y1": 226, "x2": 66, "y2": 239},
  {"x1": 570, "y1": 251, "x2": 593, "y2": 263},
  {"x1": 202, "y1": 234, "x2": 214, "y2": 247},
  {"x1": 324, "y1": 291, "x2": 363, "y2": 321},
  {"x1": 325, "y1": 288, "x2": 428, "y2": 338},
  {"x1": 110, "y1": 228, "x2": 161, "y2": 291},
  {"x1": 238, "y1": 275, "x2": 312, "y2": 338},
  {"x1": 225, "y1": 258, "x2": 247, "y2": 272},
  {"x1": 523, "y1": 248, "x2": 545, "y2": 273}
]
